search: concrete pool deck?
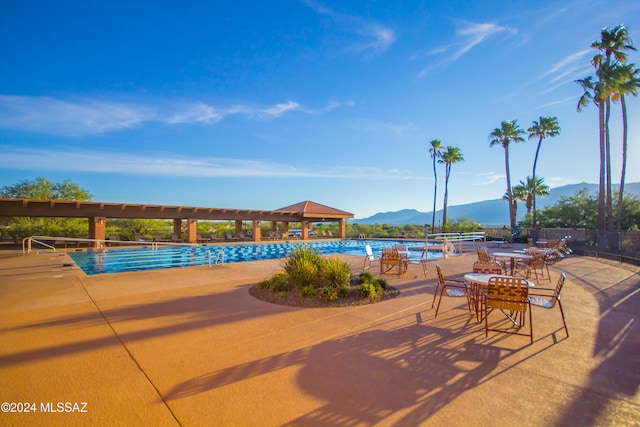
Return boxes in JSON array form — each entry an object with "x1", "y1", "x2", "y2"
[{"x1": 0, "y1": 245, "x2": 638, "y2": 426}]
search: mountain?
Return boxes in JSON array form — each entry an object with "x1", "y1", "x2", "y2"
[{"x1": 353, "y1": 182, "x2": 640, "y2": 226}]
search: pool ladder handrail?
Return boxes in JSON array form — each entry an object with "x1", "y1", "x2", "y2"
[{"x1": 206, "y1": 249, "x2": 225, "y2": 266}]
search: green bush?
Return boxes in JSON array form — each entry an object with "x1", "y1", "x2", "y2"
[
  {"x1": 372, "y1": 278, "x2": 388, "y2": 290},
  {"x1": 320, "y1": 256, "x2": 352, "y2": 288},
  {"x1": 358, "y1": 271, "x2": 374, "y2": 284},
  {"x1": 282, "y1": 247, "x2": 322, "y2": 290},
  {"x1": 319, "y1": 287, "x2": 337, "y2": 302},
  {"x1": 358, "y1": 282, "x2": 379, "y2": 298},
  {"x1": 300, "y1": 285, "x2": 316, "y2": 298},
  {"x1": 337, "y1": 286, "x2": 351, "y2": 298},
  {"x1": 257, "y1": 272, "x2": 290, "y2": 292}
]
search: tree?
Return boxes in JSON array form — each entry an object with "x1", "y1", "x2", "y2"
[
  {"x1": 610, "y1": 63, "x2": 640, "y2": 229},
  {"x1": 537, "y1": 189, "x2": 597, "y2": 229},
  {"x1": 512, "y1": 176, "x2": 550, "y2": 227},
  {"x1": 0, "y1": 177, "x2": 93, "y2": 200},
  {"x1": 0, "y1": 177, "x2": 94, "y2": 243},
  {"x1": 537, "y1": 189, "x2": 640, "y2": 230},
  {"x1": 587, "y1": 25, "x2": 637, "y2": 232},
  {"x1": 489, "y1": 120, "x2": 524, "y2": 228},
  {"x1": 527, "y1": 116, "x2": 560, "y2": 226},
  {"x1": 439, "y1": 146, "x2": 463, "y2": 228},
  {"x1": 576, "y1": 76, "x2": 607, "y2": 232},
  {"x1": 428, "y1": 139, "x2": 445, "y2": 232}
]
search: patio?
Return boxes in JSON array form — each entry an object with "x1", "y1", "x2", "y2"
[{"x1": 0, "y1": 246, "x2": 638, "y2": 425}]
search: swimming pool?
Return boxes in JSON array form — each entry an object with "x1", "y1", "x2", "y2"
[{"x1": 68, "y1": 240, "x2": 443, "y2": 275}]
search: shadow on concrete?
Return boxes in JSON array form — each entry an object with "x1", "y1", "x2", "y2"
[
  {"x1": 165, "y1": 315, "x2": 508, "y2": 424},
  {"x1": 0, "y1": 285, "x2": 293, "y2": 367},
  {"x1": 555, "y1": 267, "x2": 640, "y2": 425}
]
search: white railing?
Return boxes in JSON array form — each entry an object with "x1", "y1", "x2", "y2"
[
  {"x1": 22, "y1": 236, "x2": 198, "y2": 254},
  {"x1": 425, "y1": 232, "x2": 486, "y2": 258},
  {"x1": 205, "y1": 249, "x2": 225, "y2": 266}
]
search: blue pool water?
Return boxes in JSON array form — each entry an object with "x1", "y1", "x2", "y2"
[{"x1": 68, "y1": 240, "x2": 442, "y2": 275}]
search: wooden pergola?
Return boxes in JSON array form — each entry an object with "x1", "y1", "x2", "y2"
[{"x1": 0, "y1": 198, "x2": 353, "y2": 244}]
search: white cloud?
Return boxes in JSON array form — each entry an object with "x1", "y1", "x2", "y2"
[
  {"x1": 303, "y1": 0, "x2": 395, "y2": 55},
  {"x1": 0, "y1": 95, "x2": 341, "y2": 136},
  {"x1": 166, "y1": 102, "x2": 224, "y2": 124},
  {"x1": 0, "y1": 95, "x2": 151, "y2": 135},
  {"x1": 418, "y1": 21, "x2": 517, "y2": 77},
  {"x1": 474, "y1": 171, "x2": 504, "y2": 185},
  {"x1": 539, "y1": 49, "x2": 592, "y2": 81},
  {"x1": 0, "y1": 146, "x2": 411, "y2": 180}
]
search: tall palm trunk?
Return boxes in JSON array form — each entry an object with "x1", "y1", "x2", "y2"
[
  {"x1": 531, "y1": 136, "x2": 543, "y2": 226},
  {"x1": 616, "y1": 94, "x2": 628, "y2": 229},
  {"x1": 432, "y1": 157, "x2": 438, "y2": 231},
  {"x1": 442, "y1": 165, "x2": 450, "y2": 227},
  {"x1": 504, "y1": 145, "x2": 514, "y2": 227},
  {"x1": 597, "y1": 101, "x2": 607, "y2": 232},
  {"x1": 605, "y1": 98, "x2": 614, "y2": 230}
]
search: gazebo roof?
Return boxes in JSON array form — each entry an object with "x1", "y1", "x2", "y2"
[{"x1": 277, "y1": 201, "x2": 354, "y2": 220}]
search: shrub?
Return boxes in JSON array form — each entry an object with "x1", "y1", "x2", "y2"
[
  {"x1": 300, "y1": 285, "x2": 316, "y2": 298},
  {"x1": 358, "y1": 282, "x2": 379, "y2": 299},
  {"x1": 319, "y1": 287, "x2": 337, "y2": 302},
  {"x1": 358, "y1": 271, "x2": 374, "y2": 284},
  {"x1": 372, "y1": 278, "x2": 388, "y2": 291},
  {"x1": 337, "y1": 286, "x2": 351, "y2": 298},
  {"x1": 257, "y1": 272, "x2": 289, "y2": 292},
  {"x1": 282, "y1": 247, "x2": 322, "y2": 290},
  {"x1": 320, "y1": 256, "x2": 352, "y2": 288}
]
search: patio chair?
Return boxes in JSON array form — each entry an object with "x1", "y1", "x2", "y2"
[
  {"x1": 432, "y1": 264, "x2": 471, "y2": 318},
  {"x1": 515, "y1": 252, "x2": 551, "y2": 284},
  {"x1": 363, "y1": 244, "x2": 380, "y2": 271},
  {"x1": 529, "y1": 273, "x2": 569, "y2": 338},
  {"x1": 408, "y1": 247, "x2": 429, "y2": 277},
  {"x1": 380, "y1": 248, "x2": 408, "y2": 276},
  {"x1": 477, "y1": 248, "x2": 507, "y2": 274},
  {"x1": 485, "y1": 276, "x2": 532, "y2": 344},
  {"x1": 469, "y1": 261, "x2": 503, "y2": 322}
]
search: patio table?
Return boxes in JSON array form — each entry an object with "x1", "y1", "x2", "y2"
[
  {"x1": 491, "y1": 252, "x2": 533, "y2": 275},
  {"x1": 464, "y1": 273, "x2": 533, "y2": 323}
]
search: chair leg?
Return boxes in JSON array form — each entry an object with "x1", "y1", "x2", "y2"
[
  {"x1": 528, "y1": 305, "x2": 533, "y2": 344},
  {"x1": 557, "y1": 300, "x2": 569, "y2": 338},
  {"x1": 432, "y1": 285, "x2": 445, "y2": 318}
]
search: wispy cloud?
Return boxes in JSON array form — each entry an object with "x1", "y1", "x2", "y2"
[
  {"x1": 0, "y1": 95, "x2": 151, "y2": 135},
  {"x1": 474, "y1": 172, "x2": 504, "y2": 185},
  {"x1": 538, "y1": 49, "x2": 592, "y2": 82},
  {"x1": 417, "y1": 21, "x2": 517, "y2": 77},
  {"x1": 0, "y1": 95, "x2": 344, "y2": 135},
  {"x1": 0, "y1": 146, "x2": 410, "y2": 180},
  {"x1": 352, "y1": 118, "x2": 415, "y2": 135},
  {"x1": 496, "y1": 49, "x2": 593, "y2": 102},
  {"x1": 303, "y1": 0, "x2": 395, "y2": 55}
]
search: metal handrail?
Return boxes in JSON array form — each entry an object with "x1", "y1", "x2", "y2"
[{"x1": 22, "y1": 235, "x2": 199, "y2": 254}]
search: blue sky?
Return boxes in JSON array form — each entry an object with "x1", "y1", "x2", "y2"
[{"x1": 1, "y1": 0, "x2": 639, "y2": 219}]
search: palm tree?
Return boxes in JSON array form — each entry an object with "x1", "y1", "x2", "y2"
[
  {"x1": 489, "y1": 120, "x2": 525, "y2": 228},
  {"x1": 590, "y1": 25, "x2": 637, "y2": 231},
  {"x1": 527, "y1": 117, "x2": 560, "y2": 226},
  {"x1": 507, "y1": 177, "x2": 550, "y2": 226},
  {"x1": 438, "y1": 146, "x2": 463, "y2": 228},
  {"x1": 611, "y1": 64, "x2": 640, "y2": 229},
  {"x1": 576, "y1": 76, "x2": 607, "y2": 232},
  {"x1": 429, "y1": 139, "x2": 445, "y2": 232}
]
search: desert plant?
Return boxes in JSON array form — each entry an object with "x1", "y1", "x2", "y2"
[
  {"x1": 256, "y1": 272, "x2": 289, "y2": 292},
  {"x1": 372, "y1": 278, "x2": 388, "y2": 291},
  {"x1": 282, "y1": 247, "x2": 322, "y2": 290},
  {"x1": 337, "y1": 286, "x2": 351, "y2": 298},
  {"x1": 319, "y1": 286, "x2": 338, "y2": 302},
  {"x1": 358, "y1": 282, "x2": 379, "y2": 299},
  {"x1": 300, "y1": 285, "x2": 316, "y2": 298},
  {"x1": 320, "y1": 256, "x2": 352, "y2": 288},
  {"x1": 358, "y1": 271, "x2": 374, "y2": 284}
]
